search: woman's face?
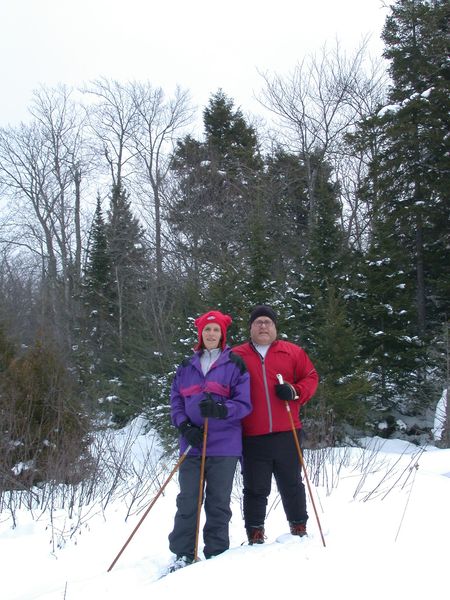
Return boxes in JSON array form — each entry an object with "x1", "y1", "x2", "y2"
[{"x1": 202, "y1": 323, "x2": 222, "y2": 350}]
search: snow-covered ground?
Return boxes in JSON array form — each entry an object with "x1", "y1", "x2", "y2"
[{"x1": 1, "y1": 418, "x2": 449, "y2": 600}]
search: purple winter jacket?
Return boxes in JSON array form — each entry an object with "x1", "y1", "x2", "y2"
[{"x1": 170, "y1": 346, "x2": 252, "y2": 457}]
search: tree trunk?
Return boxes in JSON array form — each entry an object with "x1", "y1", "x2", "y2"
[{"x1": 415, "y1": 184, "x2": 426, "y2": 336}]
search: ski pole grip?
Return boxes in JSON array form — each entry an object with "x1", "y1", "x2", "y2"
[{"x1": 277, "y1": 374, "x2": 291, "y2": 412}]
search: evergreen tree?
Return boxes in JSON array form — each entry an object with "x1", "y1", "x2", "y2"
[
  {"x1": 79, "y1": 183, "x2": 152, "y2": 425},
  {"x1": 377, "y1": 0, "x2": 450, "y2": 334},
  {"x1": 0, "y1": 340, "x2": 91, "y2": 489},
  {"x1": 106, "y1": 182, "x2": 147, "y2": 350},
  {"x1": 346, "y1": 0, "x2": 449, "y2": 412},
  {"x1": 168, "y1": 90, "x2": 264, "y2": 316},
  {"x1": 246, "y1": 191, "x2": 278, "y2": 307},
  {"x1": 203, "y1": 89, "x2": 261, "y2": 174},
  {"x1": 263, "y1": 147, "x2": 310, "y2": 274},
  {"x1": 83, "y1": 194, "x2": 112, "y2": 357},
  {"x1": 356, "y1": 227, "x2": 425, "y2": 408},
  {"x1": 279, "y1": 156, "x2": 371, "y2": 441},
  {"x1": 303, "y1": 286, "x2": 372, "y2": 445},
  {"x1": 287, "y1": 154, "x2": 350, "y2": 348},
  {"x1": 104, "y1": 182, "x2": 151, "y2": 423},
  {"x1": 342, "y1": 0, "x2": 450, "y2": 412}
]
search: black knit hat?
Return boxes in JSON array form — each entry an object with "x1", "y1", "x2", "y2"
[{"x1": 249, "y1": 305, "x2": 277, "y2": 326}]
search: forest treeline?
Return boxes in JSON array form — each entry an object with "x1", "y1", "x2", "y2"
[{"x1": 0, "y1": 0, "x2": 448, "y2": 489}]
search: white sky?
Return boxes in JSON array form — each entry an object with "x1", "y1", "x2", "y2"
[
  {"x1": 0, "y1": 0, "x2": 391, "y2": 127},
  {"x1": 1, "y1": 417, "x2": 448, "y2": 599}
]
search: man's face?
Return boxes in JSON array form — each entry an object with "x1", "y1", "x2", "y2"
[{"x1": 250, "y1": 317, "x2": 277, "y2": 345}]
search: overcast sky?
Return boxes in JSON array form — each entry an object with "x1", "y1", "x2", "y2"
[{"x1": 0, "y1": 0, "x2": 391, "y2": 127}]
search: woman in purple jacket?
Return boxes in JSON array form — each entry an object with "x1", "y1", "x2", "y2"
[{"x1": 168, "y1": 310, "x2": 251, "y2": 572}]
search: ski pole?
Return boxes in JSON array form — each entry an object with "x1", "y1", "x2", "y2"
[
  {"x1": 277, "y1": 374, "x2": 326, "y2": 548},
  {"x1": 194, "y1": 418, "x2": 208, "y2": 562},
  {"x1": 107, "y1": 445, "x2": 192, "y2": 572}
]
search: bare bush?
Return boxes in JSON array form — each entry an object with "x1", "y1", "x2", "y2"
[{"x1": 0, "y1": 417, "x2": 174, "y2": 549}]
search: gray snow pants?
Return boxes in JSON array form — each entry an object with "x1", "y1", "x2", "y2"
[{"x1": 168, "y1": 455, "x2": 238, "y2": 559}]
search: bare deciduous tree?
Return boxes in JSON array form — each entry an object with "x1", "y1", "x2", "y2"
[
  {"x1": 258, "y1": 39, "x2": 387, "y2": 248},
  {"x1": 0, "y1": 85, "x2": 87, "y2": 346},
  {"x1": 82, "y1": 77, "x2": 140, "y2": 187},
  {"x1": 30, "y1": 85, "x2": 87, "y2": 313},
  {"x1": 130, "y1": 82, "x2": 194, "y2": 283}
]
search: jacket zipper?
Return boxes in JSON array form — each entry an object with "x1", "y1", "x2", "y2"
[{"x1": 253, "y1": 348, "x2": 273, "y2": 433}]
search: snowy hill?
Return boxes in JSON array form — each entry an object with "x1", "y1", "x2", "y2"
[{"x1": 1, "y1": 419, "x2": 449, "y2": 600}]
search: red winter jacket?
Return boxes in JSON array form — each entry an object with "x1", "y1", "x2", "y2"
[{"x1": 232, "y1": 339, "x2": 319, "y2": 437}]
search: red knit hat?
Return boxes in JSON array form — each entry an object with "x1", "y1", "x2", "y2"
[{"x1": 194, "y1": 310, "x2": 232, "y2": 351}]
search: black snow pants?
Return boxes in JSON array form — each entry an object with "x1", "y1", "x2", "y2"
[{"x1": 242, "y1": 429, "x2": 308, "y2": 529}]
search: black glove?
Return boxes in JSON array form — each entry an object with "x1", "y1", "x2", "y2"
[
  {"x1": 275, "y1": 382, "x2": 298, "y2": 401},
  {"x1": 199, "y1": 395, "x2": 228, "y2": 419},
  {"x1": 178, "y1": 420, "x2": 204, "y2": 448}
]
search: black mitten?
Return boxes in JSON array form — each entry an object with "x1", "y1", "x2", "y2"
[
  {"x1": 199, "y1": 396, "x2": 228, "y2": 419},
  {"x1": 275, "y1": 382, "x2": 298, "y2": 401},
  {"x1": 178, "y1": 420, "x2": 204, "y2": 447}
]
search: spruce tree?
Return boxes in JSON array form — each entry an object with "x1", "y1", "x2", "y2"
[
  {"x1": 281, "y1": 156, "x2": 371, "y2": 441},
  {"x1": 80, "y1": 183, "x2": 151, "y2": 425},
  {"x1": 106, "y1": 182, "x2": 147, "y2": 349},
  {"x1": 105, "y1": 182, "x2": 151, "y2": 423},
  {"x1": 83, "y1": 194, "x2": 112, "y2": 358},
  {"x1": 203, "y1": 89, "x2": 261, "y2": 174},
  {"x1": 288, "y1": 154, "x2": 350, "y2": 348},
  {"x1": 350, "y1": 0, "x2": 449, "y2": 412},
  {"x1": 356, "y1": 223, "x2": 424, "y2": 409},
  {"x1": 168, "y1": 90, "x2": 264, "y2": 317},
  {"x1": 377, "y1": 0, "x2": 450, "y2": 334},
  {"x1": 303, "y1": 286, "x2": 372, "y2": 445},
  {"x1": 263, "y1": 148, "x2": 310, "y2": 274}
]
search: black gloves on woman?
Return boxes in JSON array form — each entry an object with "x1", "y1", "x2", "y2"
[
  {"x1": 178, "y1": 420, "x2": 204, "y2": 448},
  {"x1": 178, "y1": 395, "x2": 228, "y2": 449},
  {"x1": 199, "y1": 395, "x2": 228, "y2": 419}
]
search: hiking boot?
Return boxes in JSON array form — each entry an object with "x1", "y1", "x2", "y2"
[
  {"x1": 289, "y1": 521, "x2": 307, "y2": 537},
  {"x1": 168, "y1": 554, "x2": 194, "y2": 573},
  {"x1": 246, "y1": 526, "x2": 265, "y2": 545}
]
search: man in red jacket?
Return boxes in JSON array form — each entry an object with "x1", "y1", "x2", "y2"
[{"x1": 233, "y1": 305, "x2": 319, "y2": 544}]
